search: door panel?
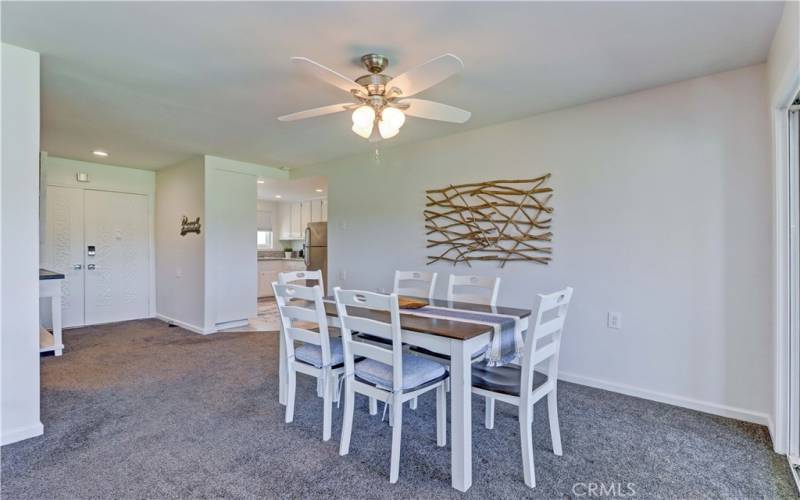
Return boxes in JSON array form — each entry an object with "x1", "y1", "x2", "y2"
[
  {"x1": 43, "y1": 186, "x2": 85, "y2": 327},
  {"x1": 84, "y1": 190, "x2": 149, "y2": 325}
]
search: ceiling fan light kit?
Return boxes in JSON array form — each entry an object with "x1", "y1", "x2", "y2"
[{"x1": 279, "y1": 53, "x2": 471, "y2": 141}]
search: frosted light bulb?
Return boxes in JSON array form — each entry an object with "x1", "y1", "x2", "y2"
[
  {"x1": 378, "y1": 120, "x2": 399, "y2": 139},
  {"x1": 381, "y1": 107, "x2": 406, "y2": 129},
  {"x1": 352, "y1": 123, "x2": 373, "y2": 139},
  {"x1": 351, "y1": 106, "x2": 376, "y2": 129}
]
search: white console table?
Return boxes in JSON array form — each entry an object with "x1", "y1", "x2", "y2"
[{"x1": 39, "y1": 269, "x2": 64, "y2": 356}]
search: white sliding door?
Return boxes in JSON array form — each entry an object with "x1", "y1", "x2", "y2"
[
  {"x1": 43, "y1": 186, "x2": 85, "y2": 327},
  {"x1": 84, "y1": 190, "x2": 149, "y2": 325}
]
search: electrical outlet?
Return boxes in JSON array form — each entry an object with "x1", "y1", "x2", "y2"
[
  {"x1": 339, "y1": 269, "x2": 347, "y2": 282},
  {"x1": 607, "y1": 312, "x2": 621, "y2": 329},
  {"x1": 607, "y1": 312, "x2": 622, "y2": 330}
]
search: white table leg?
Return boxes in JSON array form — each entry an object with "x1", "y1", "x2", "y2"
[
  {"x1": 278, "y1": 330, "x2": 287, "y2": 405},
  {"x1": 450, "y1": 338, "x2": 472, "y2": 492},
  {"x1": 52, "y1": 293, "x2": 63, "y2": 356}
]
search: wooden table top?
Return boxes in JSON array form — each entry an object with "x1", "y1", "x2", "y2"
[{"x1": 319, "y1": 296, "x2": 531, "y2": 341}]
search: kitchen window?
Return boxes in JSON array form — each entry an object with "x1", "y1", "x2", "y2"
[{"x1": 257, "y1": 230, "x2": 273, "y2": 249}]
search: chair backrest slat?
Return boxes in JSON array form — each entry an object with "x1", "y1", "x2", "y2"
[
  {"x1": 279, "y1": 270, "x2": 325, "y2": 295},
  {"x1": 394, "y1": 270, "x2": 437, "y2": 300},
  {"x1": 342, "y1": 316, "x2": 393, "y2": 341},
  {"x1": 280, "y1": 304, "x2": 320, "y2": 324},
  {"x1": 286, "y1": 326, "x2": 321, "y2": 345},
  {"x1": 334, "y1": 287, "x2": 404, "y2": 392},
  {"x1": 350, "y1": 341, "x2": 394, "y2": 365},
  {"x1": 273, "y1": 282, "x2": 332, "y2": 368},
  {"x1": 447, "y1": 274, "x2": 500, "y2": 306},
  {"x1": 520, "y1": 287, "x2": 573, "y2": 403}
]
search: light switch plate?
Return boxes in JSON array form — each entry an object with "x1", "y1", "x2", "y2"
[{"x1": 607, "y1": 312, "x2": 622, "y2": 329}]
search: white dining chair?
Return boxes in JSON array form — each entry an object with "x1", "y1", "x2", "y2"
[
  {"x1": 273, "y1": 282, "x2": 342, "y2": 442},
  {"x1": 471, "y1": 287, "x2": 573, "y2": 488},
  {"x1": 278, "y1": 269, "x2": 325, "y2": 295},
  {"x1": 393, "y1": 270, "x2": 437, "y2": 299},
  {"x1": 334, "y1": 287, "x2": 448, "y2": 484},
  {"x1": 447, "y1": 274, "x2": 500, "y2": 306}
]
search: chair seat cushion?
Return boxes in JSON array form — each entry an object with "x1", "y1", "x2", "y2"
[
  {"x1": 355, "y1": 353, "x2": 448, "y2": 391},
  {"x1": 295, "y1": 337, "x2": 344, "y2": 369},
  {"x1": 471, "y1": 361, "x2": 548, "y2": 397}
]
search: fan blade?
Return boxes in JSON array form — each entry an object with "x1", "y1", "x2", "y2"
[
  {"x1": 278, "y1": 103, "x2": 353, "y2": 122},
  {"x1": 386, "y1": 54, "x2": 464, "y2": 98},
  {"x1": 400, "y1": 98, "x2": 471, "y2": 123},
  {"x1": 291, "y1": 57, "x2": 363, "y2": 95}
]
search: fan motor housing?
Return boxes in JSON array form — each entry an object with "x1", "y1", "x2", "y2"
[{"x1": 355, "y1": 73, "x2": 392, "y2": 96}]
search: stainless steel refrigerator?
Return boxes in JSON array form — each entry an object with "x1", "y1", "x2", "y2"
[{"x1": 303, "y1": 222, "x2": 327, "y2": 289}]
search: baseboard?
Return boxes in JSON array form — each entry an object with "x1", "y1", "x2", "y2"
[
  {"x1": 215, "y1": 319, "x2": 249, "y2": 330},
  {"x1": 156, "y1": 314, "x2": 216, "y2": 335},
  {"x1": 556, "y1": 369, "x2": 771, "y2": 427},
  {"x1": 1, "y1": 421, "x2": 43, "y2": 446}
]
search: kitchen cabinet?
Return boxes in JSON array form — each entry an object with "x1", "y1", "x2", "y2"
[
  {"x1": 290, "y1": 202, "x2": 302, "y2": 239},
  {"x1": 258, "y1": 259, "x2": 307, "y2": 297},
  {"x1": 276, "y1": 198, "x2": 327, "y2": 240},
  {"x1": 301, "y1": 201, "x2": 312, "y2": 233}
]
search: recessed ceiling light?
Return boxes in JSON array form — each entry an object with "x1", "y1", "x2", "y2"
[
  {"x1": 257, "y1": 180, "x2": 265, "y2": 184},
  {"x1": 92, "y1": 150, "x2": 108, "y2": 157},
  {"x1": 315, "y1": 189, "x2": 324, "y2": 193},
  {"x1": 275, "y1": 195, "x2": 282, "y2": 199}
]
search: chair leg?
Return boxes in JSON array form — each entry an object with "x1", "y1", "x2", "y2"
[
  {"x1": 316, "y1": 377, "x2": 324, "y2": 398},
  {"x1": 519, "y1": 405, "x2": 535, "y2": 488},
  {"x1": 388, "y1": 402, "x2": 394, "y2": 427},
  {"x1": 436, "y1": 384, "x2": 446, "y2": 447},
  {"x1": 485, "y1": 397, "x2": 495, "y2": 429},
  {"x1": 389, "y1": 398, "x2": 404, "y2": 483},
  {"x1": 548, "y1": 388, "x2": 563, "y2": 456},
  {"x1": 322, "y1": 371, "x2": 333, "y2": 441},
  {"x1": 339, "y1": 379, "x2": 355, "y2": 456},
  {"x1": 369, "y1": 397, "x2": 378, "y2": 415},
  {"x1": 410, "y1": 396, "x2": 418, "y2": 410},
  {"x1": 285, "y1": 366, "x2": 296, "y2": 424}
]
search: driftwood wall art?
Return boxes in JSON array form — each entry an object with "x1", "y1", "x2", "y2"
[{"x1": 425, "y1": 175, "x2": 553, "y2": 267}]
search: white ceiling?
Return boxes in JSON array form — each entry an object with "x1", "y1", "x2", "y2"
[
  {"x1": 1, "y1": 2, "x2": 783, "y2": 170},
  {"x1": 258, "y1": 176, "x2": 327, "y2": 202}
]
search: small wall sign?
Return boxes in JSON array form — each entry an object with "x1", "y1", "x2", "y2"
[{"x1": 180, "y1": 216, "x2": 201, "y2": 236}]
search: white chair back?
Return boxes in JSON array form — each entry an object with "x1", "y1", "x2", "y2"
[
  {"x1": 333, "y1": 288, "x2": 403, "y2": 392},
  {"x1": 273, "y1": 283, "x2": 333, "y2": 367},
  {"x1": 447, "y1": 274, "x2": 500, "y2": 306},
  {"x1": 278, "y1": 270, "x2": 325, "y2": 295},
  {"x1": 393, "y1": 270, "x2": 437, "y2": 300},
  {"x1": 520, "y1": 287, "x2": 573, "y2": 404}
]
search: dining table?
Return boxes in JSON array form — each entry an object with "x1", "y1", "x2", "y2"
[{"x1": 276, "y1": 294, "x2": 532, "y2": 492}]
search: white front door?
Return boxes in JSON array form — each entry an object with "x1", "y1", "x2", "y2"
[
  {"x1": 84, "y1": 190, "x2": 149, "y2": 325},
  {"x1": 43, "y1": 186, "x2": 85, "y2": 327}
]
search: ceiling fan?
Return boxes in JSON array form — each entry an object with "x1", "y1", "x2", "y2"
[{"x1": 278, "y1": 53, "x2": 471, "y2": 141}]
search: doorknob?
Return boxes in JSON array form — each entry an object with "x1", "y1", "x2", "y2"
[
  {"x1": 87, "y1": 264, "x2": 96, "y2": 270},
  {"x1": 72, "y1": 264, "x2": 82, "y2": 270}
]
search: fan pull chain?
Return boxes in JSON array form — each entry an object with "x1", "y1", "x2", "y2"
[{"x1": 374, "y1": 146, "x2": 381, "y2": 164}]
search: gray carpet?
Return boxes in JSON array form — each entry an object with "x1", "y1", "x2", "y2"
[{"x1": 1, "y1": 319, "x2": 794, "y2": 499}]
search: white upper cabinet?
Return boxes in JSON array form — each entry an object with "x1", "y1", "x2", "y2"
[{"x1": 275, "y1": 198, "x2": 327, "y2": 240}]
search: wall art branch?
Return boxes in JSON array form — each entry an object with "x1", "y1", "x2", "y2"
[{"x1": 425, "y1": 175, "x2": 553, "y2": 267}]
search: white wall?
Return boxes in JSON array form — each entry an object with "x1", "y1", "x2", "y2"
[
  {"x1": 1, "y1": 44, "x2": 43, "y2": 445},
  {"x1": 204, "y1": 158, "x2": 258, "y2": 329},
  {"x1": 43, "y1": 156, "x2": 156, "y2": 318},
  {"x1": 767, "y1": 1, "x2": 799, "y2": 106},
  {"x1": 767, "y1": 0, "x2": 800, "y2": 452},
  {"x1": 295, "y1": 64, "x2": 773, "y2": 425},
  {"x1": 155, "y1": 156, "x2": 206, "y2": 333},
  {"x1": 156, "y1": 155, "x2": 285, "y2": 333}
]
